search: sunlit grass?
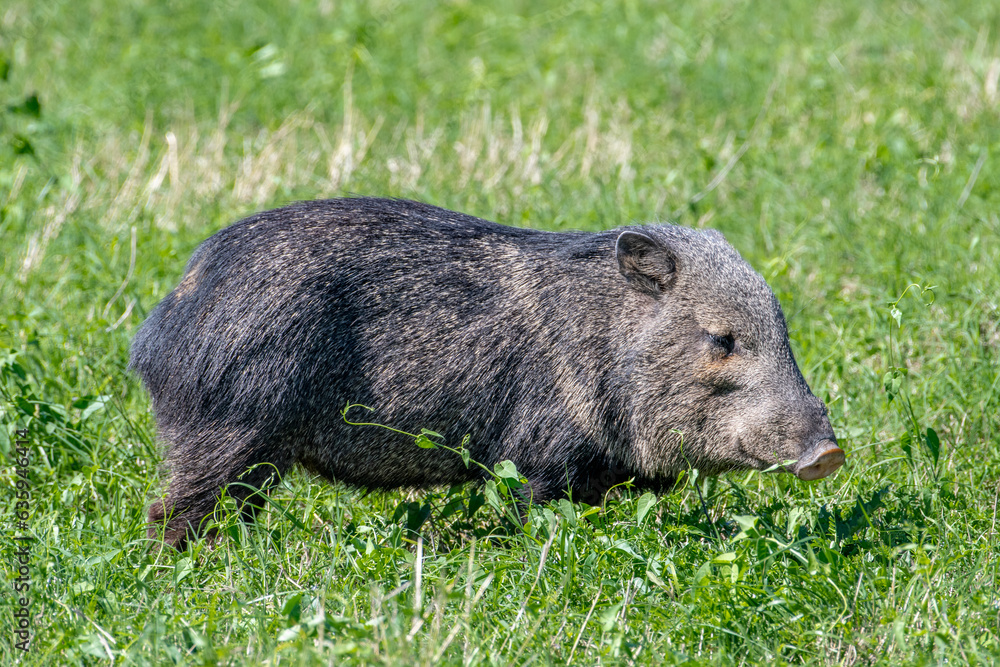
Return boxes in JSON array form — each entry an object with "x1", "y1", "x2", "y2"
[{"x1": 1, "y1": 0, "x2": 999, "y2": 664}]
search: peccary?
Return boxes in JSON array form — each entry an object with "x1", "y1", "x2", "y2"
[{"x1": 131, "y1": 197, "x2": 843, "y2": 548}]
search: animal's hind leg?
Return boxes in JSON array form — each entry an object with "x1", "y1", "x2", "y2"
[
  {"x1": 147, "y1": 484, "x2": 221, "y2": 550},
  {"x1": 147, "y1": 433, "x2": 292, "y2": 550}
]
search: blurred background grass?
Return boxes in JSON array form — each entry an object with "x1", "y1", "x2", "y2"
[{"x1": 1, "y1": 0, "x2": 999, "y2": 664}]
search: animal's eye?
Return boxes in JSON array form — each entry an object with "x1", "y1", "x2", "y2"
[{"x1": 709, "y1": 333, "x2": 737, "y2": 356}]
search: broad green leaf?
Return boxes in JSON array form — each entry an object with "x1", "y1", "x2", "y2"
[
  {"x1": 80, "y1": 395, "x2": 111, "y2": 422},
  {"x1": 282, "y1": 593, "x2": 304, "y2": 622},
  {"x1": 733, "y1": 515, "x2": 759, "y2": 534},
  {"x1": 925, "y1": 427, "x2": 940, "y2": 466},
  {"x1": 483, "y1": 480, "x2": 502, "y2": 512},
  {"x1": 71, "y1": 581, "x2": 95, "y2": 595},
  {"x1": 613, "y1": 539, "x2": 641, "y2": 560},
  {"x1": 555, "y1": 498, "x2": 577, "y2": 526},
  {"x1": 599, "y1": 603, "x2": 623, "y2": 632},
  {"x1": 890, "y1": 305, "x2": 902, "y2": 327},
  {"x1": 414, "y1": 434, "x2": 437, "y2": 449},
  {"x1": 173, "y1": 557, "x2": 194, "y2": 585},
  {"x1": 493, "y1": 460, "x2": 520, "y2": 480},
  {"x1": 636, "y1": 492, "x2": 656, "y2": 527}
]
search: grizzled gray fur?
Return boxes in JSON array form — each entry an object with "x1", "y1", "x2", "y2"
[{"x1": 131, "y1": 197, "x2": 843, "y2": 548}]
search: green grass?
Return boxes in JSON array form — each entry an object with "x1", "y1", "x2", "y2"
[{"x1": 2, "y1": 0, "x2": 1000, "y2": 663}]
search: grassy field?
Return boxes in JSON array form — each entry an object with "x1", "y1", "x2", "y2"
[{"x1": 2, "y1": 0, "x2": 1000, "y2": 664}]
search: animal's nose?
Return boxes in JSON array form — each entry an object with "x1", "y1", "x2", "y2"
[{"x1": 792, "y1": 438, "x2": 845, "y2": 481}]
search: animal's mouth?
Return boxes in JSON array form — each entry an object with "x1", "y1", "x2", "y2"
[{"x1": 789, "y1": 438, "x2": 845, "y2": 481}]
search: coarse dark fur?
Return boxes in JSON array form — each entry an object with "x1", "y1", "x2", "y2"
[{"x1": 131, "y1": 197, "x2": 836, "y2": 548}]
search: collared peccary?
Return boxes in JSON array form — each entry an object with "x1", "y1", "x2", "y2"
[{"x1": 131, "y1": 197, "x2": 843, "y2": 548}]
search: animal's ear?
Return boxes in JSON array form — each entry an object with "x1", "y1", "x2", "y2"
[{"x1": 615, "y1": 231, "x2": 678, "y2": 296}]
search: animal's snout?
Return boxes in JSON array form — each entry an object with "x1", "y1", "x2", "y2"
[{"x1": 791, "y1": 438, "x2": 844, "y2": 481}]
